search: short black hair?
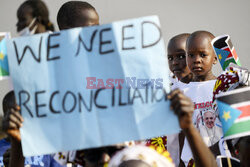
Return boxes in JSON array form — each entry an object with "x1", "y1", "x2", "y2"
[
  {"x1": 168, "y1": 33, "x2": 190, "y2": 44},
  {"x1": 57, "y1": 1, "x2": 97, "y2": 30},
  {"x1": 187, "y1": 30, "x2": 215, "y2": 44},
  {"x1": 17, "y1": 0, "x2": 54, "y2": 31},
  {"x1": 2, "y1": 91, "x2": 16, "y2": 116}
]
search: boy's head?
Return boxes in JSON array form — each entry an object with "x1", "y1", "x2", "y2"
[
  {"x1": 186, "y1": 31, "x2": 217, "y2": 81},
  {"x1": 167, "y1": 33, "x2": 191, "y2": 81},
  {"x1": 17, "y1": 0, "x2": 54, "y2": 34},
  {"x1": 57, "y1": 1, "x2": 99, "y2": 30}
]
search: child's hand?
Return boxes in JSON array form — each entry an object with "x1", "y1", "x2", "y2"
[
  {"x1": 2, "y1": 105, "x2": 23, "y2": 141},
  {"x1": 168, "y1": 89, "x2": 194, "y2": 130}
]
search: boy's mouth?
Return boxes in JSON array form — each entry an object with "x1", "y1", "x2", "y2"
[
  {"x1": 173, "y1": 69, "x2": 182, "y2": 73},
  {"x1": 192, "y1": 67, "x2": 202, "y2": 72}
]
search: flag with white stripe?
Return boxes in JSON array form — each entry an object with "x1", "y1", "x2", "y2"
[
  {"x1": 212, "y1": 35, "x2": 241, "y2": 70},
  {"x1": 216, "y1": 87, "x2": 250, "y2": 140}
]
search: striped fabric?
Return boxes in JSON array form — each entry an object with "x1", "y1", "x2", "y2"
[{"x1": 217, "y1": 87, "x2": 250, "y2": 140}]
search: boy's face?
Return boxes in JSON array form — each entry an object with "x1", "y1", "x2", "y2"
[
  {"x1": 167, "y1": 38, "x2": 190, "y2": 80},
  {"x1": 186, "y1": 36, "x2": 217, "y2": 78}
]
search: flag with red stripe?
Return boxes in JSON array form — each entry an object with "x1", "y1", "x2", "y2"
[
  {"x1": 212, "y1": 35, "x2": 241, "y2": 70},
  {"x1": 216, "y1": 87, "x2": 250, "y2": 140}
]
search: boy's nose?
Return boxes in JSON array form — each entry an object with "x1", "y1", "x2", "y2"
[
  {"x1": 193, "y1": 55, "x2": 202, "y2": 63},
  {"x1": 173, "y1": 58, "x2": 179, "y2": 65}
]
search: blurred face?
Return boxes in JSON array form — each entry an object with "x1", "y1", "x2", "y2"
[
  {"x1": 186, "y1": 36, "x2": 217, "y2": 79},
  {"x1": 204, "y1": 112, "x2": 215, "y2": 128},
  {"x1": 167, "y1": 37, "x2": 191, "y2": 80},
  {"x1": 16, "y1": 5, "x2": 34, "y2": 32},
  {"x1": 16, "y1": 4, "x2": 46, "y2": 34}
]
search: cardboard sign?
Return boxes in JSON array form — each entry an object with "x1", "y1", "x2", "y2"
[{"x1": 7, "y1": 16, "x2": 179, "y2": 156}]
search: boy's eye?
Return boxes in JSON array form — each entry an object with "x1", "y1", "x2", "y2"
[
  {"x1": 188, "y1": 54, "x2": 194, "y2": 57},
  {"x1": 168, "y1": 56, "x2": 173, "y2": 61},
  {"x1": 178, "y1": 54, "x2": 186, "y2": 59},
  {"x1": 201, "y1": 53, "x2": 207, "y2": 57}
]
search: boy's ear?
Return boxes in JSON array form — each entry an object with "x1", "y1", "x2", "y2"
[{"x1": 213, "y1": 55, "x2": 218, "y2": 65}]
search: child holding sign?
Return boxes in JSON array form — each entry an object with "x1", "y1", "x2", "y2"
[
  {"x1": 4, "y1": 2, "x2": 101, "y2": 166},
  {"x1": 2, "y1": 91, "x2": 64, "y2": 167},
  {"x1": 179, "y1": 30, "x2": 223, "y2": 165},
  {"x1": 2, "y1": 0, "x2": 58, "y2": 166}
]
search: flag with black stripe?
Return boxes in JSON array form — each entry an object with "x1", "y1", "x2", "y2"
[
  {"x1": 216, "y1": 87, "x2": 250, "y2": 140},
  {"x1": 212, "y1": 35, "x2": 241, "y2": 70}
]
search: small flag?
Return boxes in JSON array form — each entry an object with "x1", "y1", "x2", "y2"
[
  {"x1": 213, "y1": 47, "x2": 230, "y2": 70},
  {"x1": 217, "y1": 101, "x2": 242, "y2": 134},
  {"x1": 212, "y1": 35, "x2": 241, "y2": 70},
  {"x1": 0, "y1": 37, "x2": 9, "y2": 79},
  {"x1": 216, "y1": 87, "x2": 250, "y2": 140},
  {"x1": 0, "y1": 32, "x2": 12, "y2": 118}
]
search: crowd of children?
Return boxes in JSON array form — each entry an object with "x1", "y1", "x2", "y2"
[{"x1": 1, "y1": 0, "x2": 250, "y2": 167}]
